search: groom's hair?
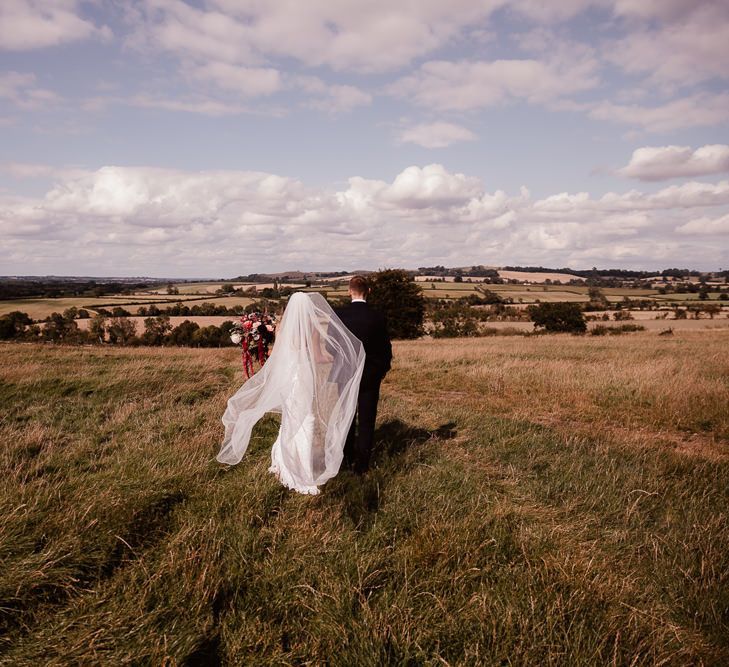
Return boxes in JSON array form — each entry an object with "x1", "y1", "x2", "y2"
[{"x1": 349, "y1": 275, "x2": 369, "y2": 296}]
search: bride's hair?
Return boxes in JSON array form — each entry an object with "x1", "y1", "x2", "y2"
[{"x1": 349, "y1": 275, "x2": 369, "y2": 296}]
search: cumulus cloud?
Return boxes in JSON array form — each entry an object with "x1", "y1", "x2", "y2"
[
  {"x1": 398, "y1": 122, "x2": 477, "y2": 148},
  {"x1": 0, "y1": 0, "x2": 111, "y2": 51},
  {"x1": 619, "y1": 145, "x2": 729, "y2": 181},
  {"x1": 2, "y1": 163, "x2": 727, "y2": 275}
]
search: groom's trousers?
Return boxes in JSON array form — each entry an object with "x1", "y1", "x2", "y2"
[{"x1": 344, "y1": 381, "x2": 380, "y2": 473}]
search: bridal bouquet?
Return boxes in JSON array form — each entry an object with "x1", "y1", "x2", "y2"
[{"x1": 230, "y1": 312, "x2": 277, "y2": 377}]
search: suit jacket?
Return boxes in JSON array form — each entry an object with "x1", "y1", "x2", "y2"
[{"x1": 335, "y1": 301, "x2": 392, "y2": 390}]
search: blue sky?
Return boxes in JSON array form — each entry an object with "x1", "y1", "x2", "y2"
[{"x1": 1, "y1": 0, "x2": 728, "y2": 277}]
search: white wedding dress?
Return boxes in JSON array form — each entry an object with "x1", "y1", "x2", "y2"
[{"x1": 217, "y1": 292, "x2": 365, "y2": 494}]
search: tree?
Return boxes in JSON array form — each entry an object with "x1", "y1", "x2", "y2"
[
  {"x1": 141, "y1": 315, "x2": 172, "y2": 345},
  {"x1": 367, "y1": 269, "x2": 425, "y2": 339},
  {"x1": 43, "y1": 311, "x2": 80, "y2": 342},
  {"x1": 89, "y1": 314, "x2": 107, "y2": 343},
  {"x1": 587, "y1": 286, "x2": 609, "y2": 310},
  {"x1": 107, "y1": 317, "x2": 137, "y2": 345},
  {"x1": 167, "y1": 320, "x2": 200, "y2": 346},
  {"x1": 0, "y1": 311, "x2": 32, "y2": 339},
  {"x1": 527, "y1": 302, "x2": 586, "y2": 333},
  {"x1": 192, "y1": 325, "x2": 226, "y2": 347}
]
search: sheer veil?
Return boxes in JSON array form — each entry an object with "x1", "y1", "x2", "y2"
[{"x1": 217, "y1": 292, "x2": 365, "y2": 493}]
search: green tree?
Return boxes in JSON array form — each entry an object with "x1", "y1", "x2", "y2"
[
  {"x1": 89, "y1": 314, "x2": 107, "y2": 343},
  {"x1": 192, "y1": 325, "x2": 225, "y2": 347},
  {"x1": 43, "y1": 312, "x2": 80, "y2": 342},
  {"x1": 167, "y1": 320, "x2": 200, "y2": 346},
  {"x1": 0, "y1": 311, "x2": 32, "y2": 340},
  {"x1": 107, "y1": 317, "x2": 137, "y2": 345},
  {"x1": 587, "y1": 286, "x2": 609, "y2": 309},
  {"x1": 141, "y1": 315, "x2": 172, "y2": 345},
  {"x1": 527, "y1": 302, "x2": 586, "y2": 333},
  {"x1": 367, "y1": 269, "x2": 425, "y2": 339}
]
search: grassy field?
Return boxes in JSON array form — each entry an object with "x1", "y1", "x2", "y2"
[{"x1": 1, "y1": 333, "x2": 728, "y2": 665}]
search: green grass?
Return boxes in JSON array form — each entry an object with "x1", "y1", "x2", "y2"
[{"x1": 1, "y1": 335, "x2": 728, "y2": 665}]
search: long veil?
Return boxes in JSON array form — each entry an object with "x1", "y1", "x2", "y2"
[{"x1": 217, "y1": 292, "x2": 365, "y2": 493}]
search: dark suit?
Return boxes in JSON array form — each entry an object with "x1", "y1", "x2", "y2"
[{"x1": 335, "y1": 300, "x2": 392, "y2": 473}]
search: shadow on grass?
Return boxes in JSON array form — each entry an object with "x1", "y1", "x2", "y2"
[{"x1": 325, "y1": 419, "x2": 457, "y2": 529}]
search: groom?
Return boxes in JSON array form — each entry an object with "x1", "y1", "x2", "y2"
[{"x1": 336, "y1": 275, "x2": 392, "y2": 474}]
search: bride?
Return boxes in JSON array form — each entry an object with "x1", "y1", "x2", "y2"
[{"x1": 216, "y1": 292, "x2": 365, "y2": 494}]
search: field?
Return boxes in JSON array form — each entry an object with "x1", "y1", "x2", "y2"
[
  {"x1": 3, "y1": 279, "x2": 727, "y2": 325},
  {"x1": 1, "y1": 331, "x2": 728, "y2": 664}
]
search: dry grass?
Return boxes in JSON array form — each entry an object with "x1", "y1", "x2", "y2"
[{"x1": 1, "y1": 332, "x2": 727, "y2": 665}]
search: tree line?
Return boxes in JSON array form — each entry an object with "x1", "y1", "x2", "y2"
[{"x1": 0, "y1": 310, "x2": 239, "y2": 347}]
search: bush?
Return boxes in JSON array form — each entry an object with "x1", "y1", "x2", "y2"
[
  {"x1": 527, "y1": 302, "x2": 586, "y2": 333},
  {"x1": 591, "y1": 324, "x2": 646, "y2": 336}
]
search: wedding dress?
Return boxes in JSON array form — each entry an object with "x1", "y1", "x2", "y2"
[{"x1": 217, "y1": 292, "x2": 365, "y2": 494}]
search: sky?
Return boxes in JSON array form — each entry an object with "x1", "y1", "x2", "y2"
[{"x1": 1, "y1": 0, "x2": 729, "y2": 278}]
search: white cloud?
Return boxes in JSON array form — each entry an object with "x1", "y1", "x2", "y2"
[
  {"x1": 390, "y1": 55, "x2": 598, "y2": 112},
  {"x1": 2, "y1": 163, "x2": 728, "y2": 275},
  {"x1": 0, "y1": 162, "x2": 57, "y2": 178},
  {"x1": 399, "y1": 122, "x2": 477, "y2": 148},
  {"x1": 608, "y1": 1, "x2": 729, "y2": 86},
  {"x1": 0, "y1": 0, "x2": 110, "y2": 50},
  {"x1": 0, "y1": 71, "x2": 59, "y2": 110},
  {"x1": 676, "y1": 213, "x2": 729, "y2": 235},
  {"x1": 619, "y1": 145, "x2": 729, "y2": 181},
  {"x1": 294, "y1": 76, "x2": 372, "y2": 113},
  {"x1": 589, "y1": 93, "x2": 729, "y2": 133},
  {"x1": 189, "y1": 62, "x2": 282, "y2": 97},
  {"x1": 128, "y1": 95, "x2": 254, "y2": 117},
  {"x1": 507, "y1": 0, "x2": 602, "y2": 24},
  {"x1": 133, "y1": 0, "x2": 499, "y2": 73}
]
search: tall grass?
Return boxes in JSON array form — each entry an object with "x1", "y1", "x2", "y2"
[{"x1": 1, "y1": 332, "x2": 727, "y2": 665}]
